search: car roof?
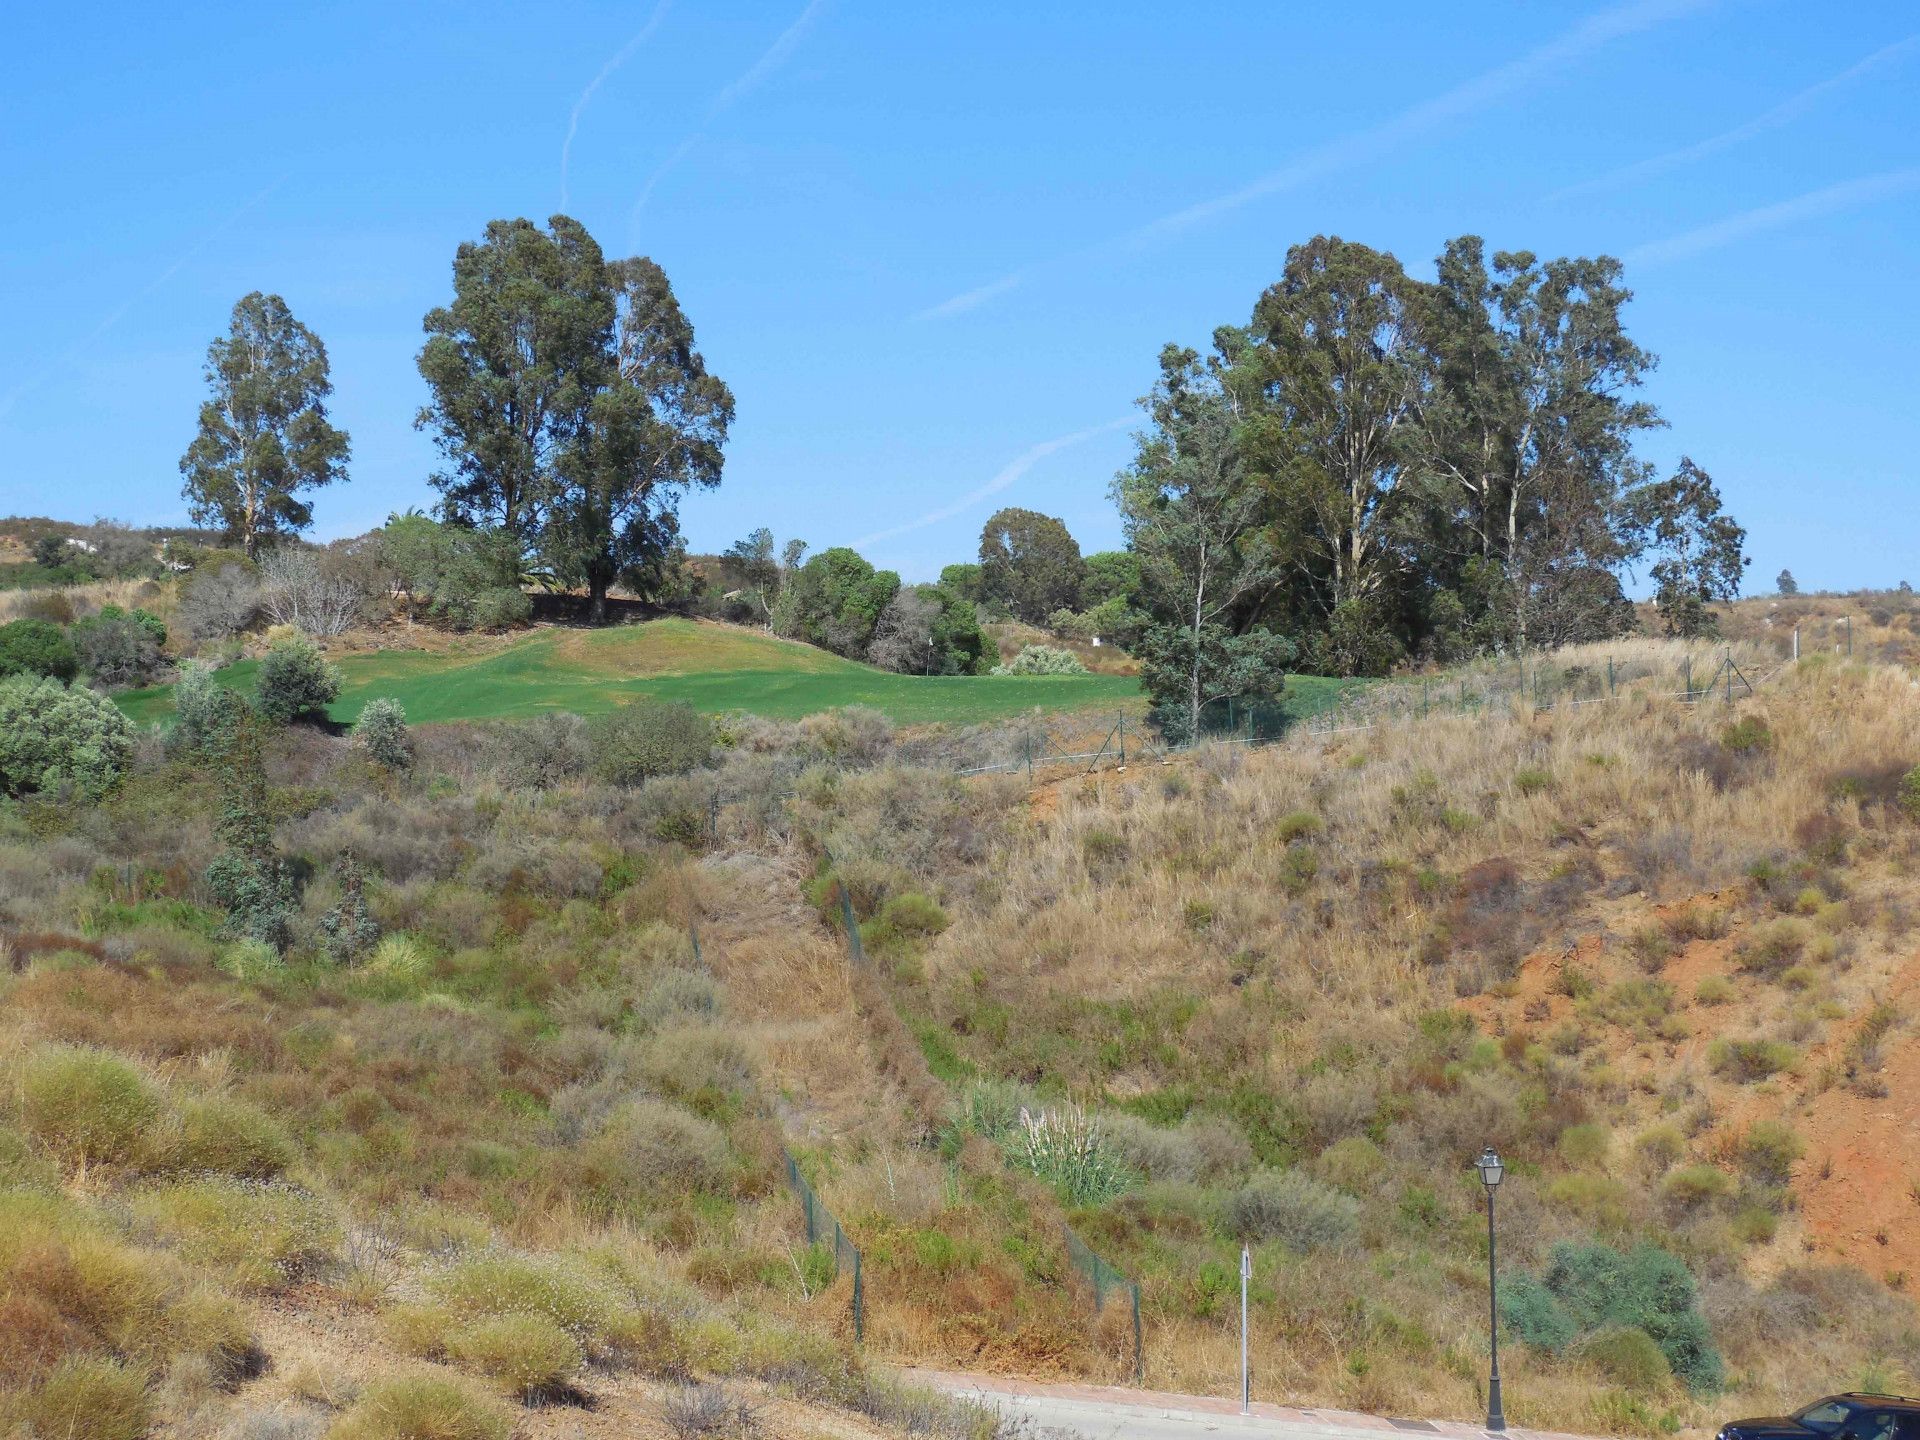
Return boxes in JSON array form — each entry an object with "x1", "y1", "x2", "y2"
[{"x1": 1827, "y1": 1396, "x2": 1920, "y2": 1412}]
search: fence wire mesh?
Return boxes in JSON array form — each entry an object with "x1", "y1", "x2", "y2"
[
  {"x1": 1063, "y1": 1223, "x2": 1143, "y2": 1382},
  {"x1": 781, "y1": 1150, "x2": 864, "y2": 1343}
]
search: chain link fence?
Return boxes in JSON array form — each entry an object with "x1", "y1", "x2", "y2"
[
  {"x1": 1063, "y1": 1223, "x2": 1143, "y2": 1383},
  {"x1": 781, "y1": 1149, "x2": 865, "y2": 1344}
]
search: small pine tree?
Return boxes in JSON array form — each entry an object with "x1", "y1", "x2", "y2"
[
  {"x1": 203, "y1": 704, "x2": 295, "y2": 950},
  {"x1": 1776, "y1": 569, "x2": 1798, "y2": 596},
  {"x1": 352, "y1": 697, "x2": 412, "y2": 770},
  {"x1": 319, "y1": 855, "x2": 380, "y2": 964}
]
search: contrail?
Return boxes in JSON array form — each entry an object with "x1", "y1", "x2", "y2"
[
  {"x1": 849, "y1": 418, "x2": 1133, "y2": 550},
  {"x1": 630, "y1": 0, "x2": 829, "y2": 228},
  {"x1": 1624, "y1": 166, "x2": 1920, "y2": 266},
  {"x1": 1553, "y1": 32, "x2": 1920, "y2": 199},
  {"x1": 914, "y1": 0, "x2": 1717, "y2": 320},
  {"x1": 560, "y1": 0, "x2": 674, "y2": 209},
  {"x1": 0, "y1": 175, "x2": 288, "y2": 424}
]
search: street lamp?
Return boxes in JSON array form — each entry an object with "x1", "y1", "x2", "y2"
[{"x1": 1476, "y1": 1146, "x2": 1506, "y2": 1432}]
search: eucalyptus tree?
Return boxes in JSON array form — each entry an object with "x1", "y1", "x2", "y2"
[
  {"x1": 1114, "y1": 344, "x2": 1290, "y2": 741},
  {"x1": 416, "y1": 218, "x2": 731, "y2": 622},
  {"x1": 180, "y1": 293, "x2": 350, "y2": 559}
]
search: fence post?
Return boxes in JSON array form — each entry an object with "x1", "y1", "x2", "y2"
[
  {"x1": 1607, "y1": 655, "x2": 1614, "y2": 696},
  {"x1": 1792, "y1": 625, "x2": 1799, "y2": 661},
  {"x1": 1117, "y1": 714, "x2": 1125, "y2": 766},
  {"x1": 1846, "y1": 615, "x2": 1853, "y2": 656},
  {"x1": 1725, "y1": 648, "x2": 1733, "y2": 703},
  {"x1": 1683, "y1": 655, "x2": 1692, "y2": 701}
]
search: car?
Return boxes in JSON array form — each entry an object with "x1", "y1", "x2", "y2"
[{"x1": 1718, "y1": 1396, "x2": 1920, "y2": 1440}]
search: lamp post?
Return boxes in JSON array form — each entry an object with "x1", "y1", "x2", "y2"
[{"x1": 1476, "y1": 1146, "x2": 1506, "y2": 1432}]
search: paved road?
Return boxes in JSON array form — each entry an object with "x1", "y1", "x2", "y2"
[{"x1": 909, "y1": 1370, "x2": 1595, "y2": 1440}]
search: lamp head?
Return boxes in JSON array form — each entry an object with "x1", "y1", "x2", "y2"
[{"x1": 1476, "y1": 1146, "x2": 1504, "y2": 1190}]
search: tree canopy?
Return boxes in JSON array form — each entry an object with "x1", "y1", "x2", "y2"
[
  {"x1": 180, "y1": 292, "x2": 349, "y2": 559},
  {"x1": 978, "y1": 507, "x2": 1084, "y2": 622},
  {"x1": 416, "y1": 216, "x2": 731, "y2": 622}
]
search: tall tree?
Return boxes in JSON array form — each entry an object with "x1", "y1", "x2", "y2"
[
  {"x1": 978, "y1": 508, "x2": 1085, "y2": 622},
  {"x1": 723, "y1": 527, "x2": 780, "y2": 621},
  {"x1": 417, "y1": 220, "x2": 731, "y2": 622},
  {"x1": 180, "y1": 293, "x2": 349, "y2": 559},
  {"x1": 1628, "y1": 457, "x2": 1748, "y2": 637},
  {"x1": 416, "y1": 217, "x2": 608, "y2": 544},
  {"x1": 545, "y1": 256, "x2": 733, "y2": 621},
  {"x1": 1114, "y1": 345, "x2": 1290, "y2": 741},
  {"x1": 1238, "y1": 237, "x2": 1430, "y2": 632}
]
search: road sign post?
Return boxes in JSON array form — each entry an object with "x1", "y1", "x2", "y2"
[{"x1": 1240, "y1": 1244, "x2": 1251, "y2": 1415}]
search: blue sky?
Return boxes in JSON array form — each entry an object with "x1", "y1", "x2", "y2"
[{"x1": 1, "y1": 1, "x2": 1915, "y2": 590}]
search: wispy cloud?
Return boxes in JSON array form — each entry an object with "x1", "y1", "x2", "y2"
[
  {"x1": 1625, "y1": 166, "x2": 1920, "y2": 266},
  {"x1": 631, "y1": 0, "x2": 829, "y2": 228},
  {"x1": 914, "y1": 0, "x2": 1715, "y2": 320},
  {"x1": 849, "y1": 417, "x2": 1133, "y2": 550},
  {"x1": 1554, "y1": 32, "x2": 1920, "y2": 199},
  {"x1": 0, "y1": 176, "x2": 287, "y2": 424},
  {"x1": 560, "y1": 0, "x2": 674, "y2": 209}
]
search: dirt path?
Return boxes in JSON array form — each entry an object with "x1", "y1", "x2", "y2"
[{"x1": 908, "y1": 1369, "x2": 1598, "y2": 1440}]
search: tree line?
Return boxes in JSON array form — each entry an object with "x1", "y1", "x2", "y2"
[{"x1": 171, "y1": 221, "x2": 1746, "y2": 731}]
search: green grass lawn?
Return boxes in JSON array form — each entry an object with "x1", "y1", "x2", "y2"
[{"x1": 117, "y1": 619, "x2": 1359, "y2": 731}]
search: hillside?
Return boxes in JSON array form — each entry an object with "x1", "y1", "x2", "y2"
[
  {"x1": 766, "y1": 644, "x2": 1920, "y2": 1434},
  {"x1": 117, "y1": 618, "x2": 1148, "y2": 728}
]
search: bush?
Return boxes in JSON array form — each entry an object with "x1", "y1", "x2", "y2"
[
  {"x1": 354, "y1": 697, "x2": 413, "y2": 769},
  {"x1": 71, "y1": 606, "x2": 167, "y2": 688},
  {"x1": 179, "y1": 561, "x2": 262, "y2": 641},
  {"x1": 1720, "y1": 716, "x2": 1774, "y2": 753},
  {"x1": 1224, "y1": 1169, "x2": 1359, "y2": 1251},
  {"x1": 10, "y1": 1356, "x2": 151, "y2": 1440},
  {"x1": 444, "y1": 1313, "x2": 583, "y2": 1397},
  {"x1": 0, "y1": 675, "x2": 135, "y2": 798},
  {"x1": 662, "y1": 1383, "x2": 763, "y2": 1440},
  {"x1": 170, "y1": 659, "x2": 229, "y2": 753},
  {"x1": 1559, "y1": 1123, "x2": 1612, "y2": 1169},
  {"x1": 380, "y1": 514, "x2": 529, "y2": 632},
  {"x1": 588, "y1": 699, "x2": 713, "y2": 786},
  {"x1": 328, "y1": 1373, "x2": 511, "y2": 1440},
  {"x1": 584, "y1": 1099, "x2": 732, "y2": 1197},
  {"x1": 0, "y1": 617, "x2": 79, "y2": 682},
  {"x1": 1537, "y1": 1240, "x2": 1724, "y2": 1393},
  {"x1": 174, "y1": 1095, "x2": 295, "y2": 1179},
  {"x1": 130, "y1": 1178, "x2": 340, "y2": 1291},
  {"x1": 1006, "y1": 1103, "x2": 1134, "y2": 1206},
  {"x1": 1900, "y1": 766, "x2": 1920, "y2": 822},
  {"x1": 489, "y1": 712, "x2": 591, "y2": 788},
  {"x1": 1576, "y1": 1325, "x2": 1673, "y2": 1393},
  {"x1": 423, "y1": 1251, "x2": 644, "y2": 1366},
  {"x1": 255, "y1": 634, "x2": 341, "y2": 724},
  {"x1": 991, "y1": 644, "x2": 1088, "y2": 676},
  {"x1": 1708, "y1": 1037, "x2": 1796, "y2": 1082},
  {"x1": 1661, "y1": 1165, "x2": 1731, "y2": 1208},
  {"x1": 20, "y1": 1046, "x2": 162, "y2": 1167},
  {"x1": 1736, "y1": 1120, "x2": 1804, "y2": 1186}
]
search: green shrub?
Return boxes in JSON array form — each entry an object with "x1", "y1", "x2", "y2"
[
  {"x1": 1538, "y1": 1240, "x2": 1724, "y2": 1393},
  {"x1": 0, "y1": 675, "x2": 135, "y2": 798},
  {"x1": 424, "y1": 1251, "x2": 640, "y2": 1364},
  {"x1": 354, "y1": 697, "x2": 413, "y2": 769},
  {"x1": 1224, "y1": 1169, "x2": 1359, "y2": 1252},
  {"x1": 589, "y1": 698, "x2": 713, "y2": 786},
  {"x1": 1735, "y1": 1120, "x2": 1804, "y2": 1186},
  {"x1": 20, "y1": 1046, "x2": 162, "y2": 1167},
  {"x1": 991, "y1": 644, "x2": 1088, "y2": 676},
  {"x1": 1576, "y1": 1325, "x2": 1673, "y2": 1394},
  {"x1": 1500, "y1": 1269, "x2": 1580, "y2": 1353},
  {"x1": 10, "y1": 1356, "x2": 151, "y2": 1440},
  {"x1": 71, "y1": 606, "x2": 167, "y2": 688},
  {"x1": 0, "y1": 617, "x2": 79, "y2": 682},
  {"x1": 1708, "y1": 1037, "x2": 1796, "y2": 1082},
  {"x1": 130, "y1": 1178, "x2": 340, "y2": 1290},
  {"x1": 255, "y1": 633, "x2": 341, "y2": 724},
  {"x1": 1661, "y1": 1165, "x2": 1731, "y2": 1208},
  {"x1": 1900, "y1": 766, "x2": 1920, "y2": 822},
  {"x1": 328, "y1": 1372, "x2": 512, "y2": 1440},
  {"x1": 1693, "y1": 976, "x2": 1734, "y2": 1005},
  {"x1": 369, "y1": 933, "x2": 430, "y2": 979},
  {"x1": 1275, "y1": 811, "x2": 1323, "y2": 843},
  {"x1": 1559, "y1": 1123, "x2": 1612, "y2": 1169},
  {"x1": 1720, "y1": 716, "x2": 1773, "y2": 753},
  {"x1": 170, "y1": 658, "x2": 228, "y2": 753},
  {"x1": 1316, "y1": 1136, "x2": 1387, "y2": 1193},
  {"x1": 584, "y1": 1099, "x2": 732, "y2": 1198},
  {"x1": 1514, "y1": 766, "x2": 1554, "y2": 796},
  {"x1": 444, "y1": 1313, "x2": 583, "y2": 1397},
  {"x1": 173, "y1": 1095, "x2": 295, "y2": 1179}
]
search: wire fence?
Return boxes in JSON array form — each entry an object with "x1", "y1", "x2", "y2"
[
  {"x1": 688, "y1": 919, "x2": 865, "y2": 1343},
  {"x1": 1063, "y1": 1223, "x2": 1144, "y2": 1383},
  {"x1": 781, "y1": 1148, "x2": 865, "y2": 1344}
]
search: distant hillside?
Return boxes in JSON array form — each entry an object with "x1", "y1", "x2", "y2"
[{"x1": 118, "y1": 617, "x2": 1148, "y2": 728}]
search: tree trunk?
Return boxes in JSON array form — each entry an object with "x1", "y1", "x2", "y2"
[{"x1": 588, "y1": 575, "x2": 610, "y2": 626}]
